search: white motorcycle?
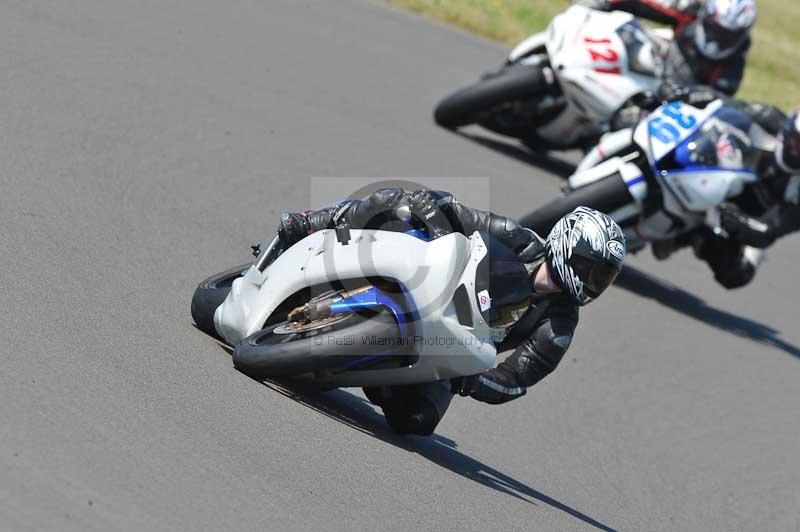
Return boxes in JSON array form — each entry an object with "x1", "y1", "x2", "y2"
[
  {"x1": 191, "y1": 227, "x2": 533, "y2": 388},
  {"x1": 520, "y1": 99, "x2": 768, "y2": 256},
  {"x1": 434, "y1": 4, "x2": 667, "y2": 150}
]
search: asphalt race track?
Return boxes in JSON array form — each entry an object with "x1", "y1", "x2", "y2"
[{"x1": 2, "y1": 1, "x2": 799, "y2": 531}]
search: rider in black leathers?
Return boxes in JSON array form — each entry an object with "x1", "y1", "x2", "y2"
[
  {"x1": 708, "y1": 104, "x2": 800, "y2": 287},
  {"x1": 626, "y1": 84, "x2": 800, "y2": 288},
  {"x1": 277, "y1": 189, "x2": 624, "y2": 435}
]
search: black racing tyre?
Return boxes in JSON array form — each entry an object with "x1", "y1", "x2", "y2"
[
  {"x1": 519, "y1": 173, "x2": 635, "y2": 236},
  {"x1": 233, "y1": 309, "x2": 401, "y2": 379},
  {"x1": 190, "y1": 264, "x2": 250, "y2": 340},
  {"x1": 433, "y1": 64, "x2": 548, "y2": 129}
]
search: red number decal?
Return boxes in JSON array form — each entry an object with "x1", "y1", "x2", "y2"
[
  {"x1": 595, "y1": 66, "x2": 622, "y2": 75},
  {"x1": 588, "y1": 47, "x2": 619, "y2": 63},
  {"x1": 583, "y1": 37, "x2": 612, "y2": 44},
  {"x1": 584, "y1": 37, "x2": 621, "y2": 75}
]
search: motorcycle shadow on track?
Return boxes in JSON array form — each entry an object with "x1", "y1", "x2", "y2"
[
  {"x1": 453, "y1": 130, "x2": 577, "y2": 180},
  {"x1": 615, "y1": 266, "x2": 800, "y2": 359},
  {"x1": 251, "y1": 378, "x2": 617, "y2": 532}
]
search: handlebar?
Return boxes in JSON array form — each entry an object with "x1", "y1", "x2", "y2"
[{"x1": 255, "y1": 233, "x2": 282, "y2": 273}]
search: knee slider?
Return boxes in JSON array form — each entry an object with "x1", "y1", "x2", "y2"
[{"x1": 715, "y1": 258, "x2": 756, "y2": 289}]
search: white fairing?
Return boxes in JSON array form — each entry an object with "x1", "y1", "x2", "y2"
[
  {"x1": 661, "y1": 169, "x2": 758, "y2": 212},
  {"x1": 521, "y1": 5, "x2": 661, "y2": 146},
  {"x1": 508, "y1": 32, "x2": 547, "y2": 63},
  {"x1": 215, "y1": 230, "x2": 499, "y2": 386},
  {"x1": 635, "y1": 100, "x2": 758, "y2": 215},
  {"x1": 548, "y1": 7, "x2": 658, "y2": 119},
  {"x1": 576, "y1": 128, "x2": 635, "y2": 172}
]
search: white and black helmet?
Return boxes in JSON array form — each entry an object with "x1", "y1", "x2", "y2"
[
  {"x1": 545, "y1": 207, "x2": 626, "y2": 306},
  {"x1": 695, "y1": 0, "x2": 756, "y2": 60}
]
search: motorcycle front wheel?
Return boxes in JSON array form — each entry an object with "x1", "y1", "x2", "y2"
[
  {"x1": 232, "y1": 309, "x2": 401, "y2": 380},
  {"x1": 190, "y1": 264, "x2": 250, "y2": 340}
]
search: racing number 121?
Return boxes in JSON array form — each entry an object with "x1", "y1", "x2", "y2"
[{"x1": 584, "y1": 37, "x2": 621, "y2": 75}]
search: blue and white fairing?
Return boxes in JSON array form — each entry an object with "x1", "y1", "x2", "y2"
[{"x1": 633, "y1": 100, "x2": 759, "y2": 216}]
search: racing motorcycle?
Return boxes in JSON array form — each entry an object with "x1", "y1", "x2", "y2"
[
  {"x1": 520, "y1": 99, "x2": 766, "y2": 254},
  {"x1": 191, "y1": 226, "x2": 533, "y2": 388},
  {"x1": 434, "y1": 4, "x2": 667, "y2": 150}
]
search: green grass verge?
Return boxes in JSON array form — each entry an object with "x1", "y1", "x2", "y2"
[{"x1": 389, "y1": 0, "x2": 798, "y2": 111}]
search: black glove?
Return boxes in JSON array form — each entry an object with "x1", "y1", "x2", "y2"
[
  {"x1": 277, "y1": 211, "x2": 311, "y2": 249},
  {"x1": 657, "y1": 82, "x2": 719, "y2": 107},
  {"x1": 657, "y1": 80, "x2": 688, "y2": 103},
  {"x1": 610, "y1": 91, "x2": 657, "y2": 131},
  {"x1": 277, "y1": 209, "x2": 336, "y2": 248},
  {"x1": 407, "y1": 190, "x2": 452, "y2": 239},
  {"x1": 450, "y1": 375, "x2": 479, "y2": 396}
]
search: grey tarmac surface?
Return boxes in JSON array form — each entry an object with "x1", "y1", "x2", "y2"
[{"x1": 1, "y1": 1, "x2": 799, "y2": 531}]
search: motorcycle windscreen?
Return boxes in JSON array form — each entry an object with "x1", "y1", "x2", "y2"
[
  {"x1": 473, "y1": 234, "x2": 534, "y2": 329},
  {"x1": 667, "y1": 106, "x2": 758, "y2": 173},
  {"x1": 616, "y1": 19, "x2": 660, "y2": 77}
]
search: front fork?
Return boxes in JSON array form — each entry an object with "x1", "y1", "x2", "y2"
[{"x1": 288, "y1": 284, "x2": 413, "y2": 341}]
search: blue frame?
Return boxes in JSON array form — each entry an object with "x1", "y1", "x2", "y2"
[{"x1": 328, "y1": 229, "x2": 428, "y2": 370}]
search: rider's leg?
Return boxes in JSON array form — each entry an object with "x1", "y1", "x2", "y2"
[
  {"x1": 693, "y1": 233, "x2": 758, "y2": 289},
  {"x1": 364, "y1": 381, "x2": 453, "y2": 436}
]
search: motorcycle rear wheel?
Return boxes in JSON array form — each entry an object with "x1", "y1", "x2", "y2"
[
  {"x1": 433, "y1": 64, "x2": 550, "y2": 131},
  {"x1": 519, "y1": 173, "x2": 635, "y2": 236}
]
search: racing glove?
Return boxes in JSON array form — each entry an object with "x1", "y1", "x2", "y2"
[
  {"x1": 450, "y1": 375, "x2": 478, "y2": 396},
  {"x1": 277, "y1": 209, "x2": 337, "y2": 248},
  {"x1": 657, "y1": 82, "x2": 719, "y2": 107},
  {"x1": 406, "y1": 190, "x2": 453, "y2": 239}
]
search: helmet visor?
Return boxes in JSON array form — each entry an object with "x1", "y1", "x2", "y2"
[
  {"x1": 570, "y1": 255, "x2": 622, "y2": 299},
  {"x1": 697, "y1": 17, "x2": 748, "y2": 58}
]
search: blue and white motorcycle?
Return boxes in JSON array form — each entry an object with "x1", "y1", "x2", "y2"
[
  {"x1": 191, "y1": 226, "x2": 533, "y2": 386},
  {"x1": 521, "y1": 99, "x2": 770, "y2": 257}
]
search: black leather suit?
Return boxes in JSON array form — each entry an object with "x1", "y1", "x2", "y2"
[
  {"x1": 626, "y1": 89, "x2": 800, "y2": 288},
  {"x1": 279, "y1": 189, "x2": 579, "y2": 435},
  {"x1": 706, "y1": 102, "x2": 800, "y2": 287}
]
